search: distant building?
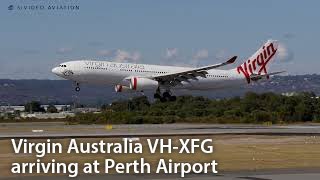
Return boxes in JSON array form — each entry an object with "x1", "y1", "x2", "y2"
[
  {"x1": 0, "y1": 105, "x2": 71, "y2": 113},
  {"x1": 281, "y1": 92, "x2": 319, "y2": 99},
  {"x1": 73, "y1": 107, "x2": 101, "y2": 113},
  {"x1": 281, "y1": 92, "x2": 300, "y2": 97},
  {"x1": 0, "y1": 104, "x2": 100, "y2": 119},
  {"x1": 41, "y1": 105, "x2": 71, "y2": 111},
  {"x1": 0, "y1": 106, "x2": 25, "y2": 113},
  {"x1": 20, "y1": 112, "x2": 75, "y2": 119}
]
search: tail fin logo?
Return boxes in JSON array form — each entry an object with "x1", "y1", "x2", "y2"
[{"x1": 237, "y1": 42, "x2": 277, "y2": 83}]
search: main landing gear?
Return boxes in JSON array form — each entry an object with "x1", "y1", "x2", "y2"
[{"x1": 154, "y1": 88, "x2": 176, "y2": 102}]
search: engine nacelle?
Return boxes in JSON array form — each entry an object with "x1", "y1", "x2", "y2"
[
  {"x1": 115, "y1": 85, "x2": 133, "y2": 93},
  {"x1": 130, "y1": 77, "x2": 159, "y2": 91}
]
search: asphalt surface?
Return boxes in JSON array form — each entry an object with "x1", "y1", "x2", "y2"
[
  {"x1": 1, "y1": 123, "x2": 320, "y2": 179},
  {"x1": 2, "y1": 169, "x2": 320, "y2": 180},
  {"x1": 1, "y1": 123, "x2": 320, "y2": 139}
]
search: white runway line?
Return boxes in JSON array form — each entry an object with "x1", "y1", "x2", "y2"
[{"x1": 32, "y1": 130, "x2": 44, "y2": 133}]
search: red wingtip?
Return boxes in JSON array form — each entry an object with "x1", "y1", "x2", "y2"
[{"x1": 227, "y1": 56, "x2": 237, "y2": 64}]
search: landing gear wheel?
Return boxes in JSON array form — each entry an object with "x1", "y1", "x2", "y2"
[
  {"x1": 163, "y1": 92, "x2": 171, "y2": 98},
  {"x1": 75, "y1": 87, "x2": 80, "y2": 92},
  {"x1": 160, "y1": 97, "x2": 167, "y2": 102},
  {"x1": 156, "y1": 89, "x2": 177, "y2": 102},
  {"x1": 169, "y1": 96, "x2": 177, "y2": 101},
  {"x1": 162, "y1": 92, "x2": 177, "y2": 102},
  {"x1": 154, "y1": 93, "x2": 161, "y2": 99}
]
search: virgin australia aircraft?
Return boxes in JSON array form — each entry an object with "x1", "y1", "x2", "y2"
[{"x1": 52, "y1": 40, "x2": 284, "y2": 101}]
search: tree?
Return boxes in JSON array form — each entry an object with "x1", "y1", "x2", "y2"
[
  {"x1": 110, "y1": 100, "x2": 129, "y2": 112},
  {"x1": 47, "y1": 104, "x2": 58, "y2": 113},
  {"x1": 24, "y1": 101, "x2": 45, "y2": 113},
  {"x1": 68, "y1": 92, "x2": 320, "y2": 125},
  {"x1": 252, "y1": 110, "x2": 272, "y2": 123},
  {"x1": 241, "y1": 92, "x2": 260, "y2": 112},
  {"x1": 130, "y1": 96, "x2": 150, "y2": 111}
]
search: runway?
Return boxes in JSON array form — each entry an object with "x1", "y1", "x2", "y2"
[
  {"x1": 1, "y1": 123, "x2": 320, "y2": 179},
  {"x1": 2, "y1": 169, "x2": 320, "y2": 180},
  {"x1": 1, "y1": 122, "x2": 320, "y2": 139}
]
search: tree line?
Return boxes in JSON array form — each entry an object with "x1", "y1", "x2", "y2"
[{"x1": 65, "y1": 92, "x2": 320, "y2": 124}]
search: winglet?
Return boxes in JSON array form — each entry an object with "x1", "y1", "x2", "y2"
[{"x1": 227, "y1": 56, "x2": 237, "y2": 64}]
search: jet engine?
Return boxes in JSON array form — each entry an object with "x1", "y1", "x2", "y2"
[
  {"x1": 114, "y1": 85, "x2": 132, "y2": 92},
  {"x1": 129, "y1": 77, "x2": 159, "y2": 91}
]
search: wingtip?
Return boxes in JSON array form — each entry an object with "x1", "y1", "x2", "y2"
[{"x1": 227, "y1": 56, "x2": 237, "y2": 64}]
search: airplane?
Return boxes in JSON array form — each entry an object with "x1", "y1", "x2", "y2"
[{"x1": 52, "y1": 40, "x2": 284, "y2": 102}]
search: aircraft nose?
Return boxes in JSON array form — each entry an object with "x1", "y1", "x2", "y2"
[{"x1": 52, "y1": 67, "x2": 60, "y2": 75}]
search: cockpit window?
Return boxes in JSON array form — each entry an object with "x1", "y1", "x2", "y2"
[{"x1": 59, "y1": 65, "x2": 67, "y2": 67}]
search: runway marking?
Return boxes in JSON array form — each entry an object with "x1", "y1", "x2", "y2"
[
  {"x1": 32, "y1": 130, "x2": 44, "y2": 133},
  {"x1": 238, "y1": 177, "x2": 272, "y2": 180},
  {"x1": 1, "y1": 132, "x2": 320, "y2": 140}
]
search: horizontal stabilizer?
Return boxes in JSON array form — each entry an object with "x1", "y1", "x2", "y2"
[{"x1": 250, "y1": 71, "x2": 286, "y2": 81}]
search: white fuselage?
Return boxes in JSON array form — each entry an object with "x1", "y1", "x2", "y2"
[{"x1": 52, "y1": 60, "x2": 248, "y2": 91}]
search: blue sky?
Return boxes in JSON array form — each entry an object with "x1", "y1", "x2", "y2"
[{"x1": 0, "y1": 0, "x2": 319, "y2": 79}]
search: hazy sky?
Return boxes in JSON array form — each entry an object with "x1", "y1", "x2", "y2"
[{"x1": 0, "y1": 0, "x2": 319, "y2": 79}]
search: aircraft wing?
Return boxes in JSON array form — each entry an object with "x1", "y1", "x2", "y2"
[{"x1": 152, "y1": 56, "x2": 237, "y2": 86}]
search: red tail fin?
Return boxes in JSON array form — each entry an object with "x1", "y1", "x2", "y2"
[{"x1": 236, "y1": 40, "x2": 279, "y2": 83}]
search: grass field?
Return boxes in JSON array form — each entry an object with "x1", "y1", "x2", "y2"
[{"x1": 0, "y1": 135, "x2": 320, "y2": 177}]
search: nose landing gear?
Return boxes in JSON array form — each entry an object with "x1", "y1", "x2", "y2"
[
  {"x1": 74, "y1": 82, "x2": 80, "y2": 92},
  {"x1": 75, "y1": 86, "x2": 80, "y2": 92}
]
